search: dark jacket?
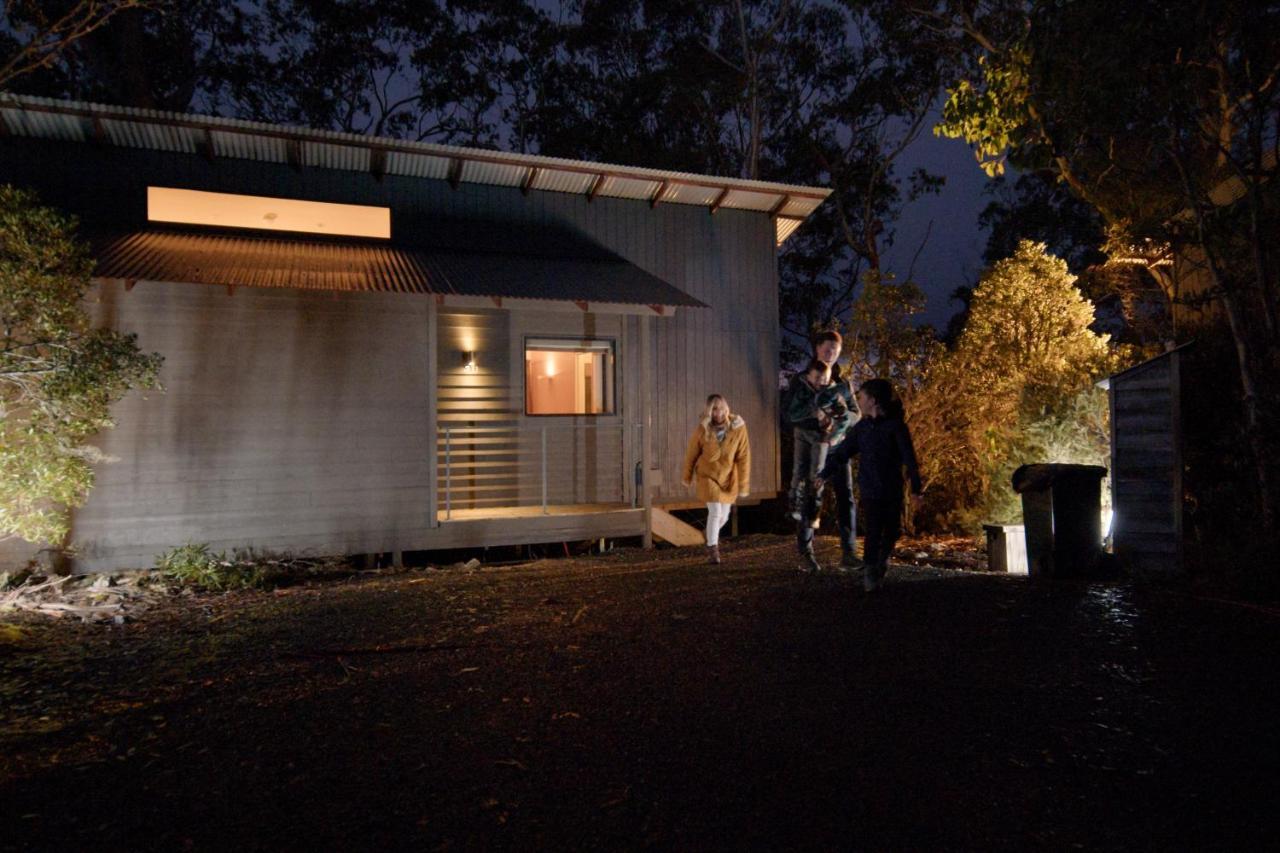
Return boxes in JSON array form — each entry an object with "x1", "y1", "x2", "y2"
[
  {"x1": 819, "y1": 414, "x2": 922, "y2": 501},
  {"x1": 784, "y1": 367, "x2": 859, "y2": 437}
]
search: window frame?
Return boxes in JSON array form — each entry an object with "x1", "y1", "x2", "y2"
[{"x1": 522, "y1": 335, "x2": 618, "y2": 418}]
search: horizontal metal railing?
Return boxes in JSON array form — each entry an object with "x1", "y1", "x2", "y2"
[{"x1": 439, "y1": 423, "x2": 630, "y2": 519}]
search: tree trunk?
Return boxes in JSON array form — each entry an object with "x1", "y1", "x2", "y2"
[
  {"x1": 1197, "y1": 230, "x2": 1275, "y2": 533},
  {"x1": 1173, "y1": 149, "x2": 1276, "y2": 532}
]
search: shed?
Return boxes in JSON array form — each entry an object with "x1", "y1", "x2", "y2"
[
  {"x1": 1098, "y1": 344, "x2": 1191, "y2": 574},
  {"x1": 0, "y1": 94, "x2": 830, "y2": 571}
]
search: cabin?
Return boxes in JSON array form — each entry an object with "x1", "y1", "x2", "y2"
[{"x1": 0, "y1": 94, "x2": 829, "y2": 572}]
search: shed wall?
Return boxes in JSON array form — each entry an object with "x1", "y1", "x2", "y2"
[{"x1": 1110, "y1": 356, "x2": 1182, "y2": 572}]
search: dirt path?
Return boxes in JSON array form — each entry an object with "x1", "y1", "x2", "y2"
[{"x1": 2, "y1": 535, "x2": 1277, "y2": 850}]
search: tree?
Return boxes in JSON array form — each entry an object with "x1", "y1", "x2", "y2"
[
  {"x1": 0, "y1": 0, "x2": 157, "y2": 91},
  {"x1": 842, "y1": 274, "x2": 939, "y2": 389},
  {"x1": 8, "y1": 1, "x2": 962, "y2": 371},
  {"x1": 923, "y1": 0, "x2": 1280, "y2": 528},
  {"x1": 980, "y1": 176, "x2": 1171, "y2": 350},
  {"x1": 910, "y1": 241, "x2": 1115, "y2": 528},
  {"x1": 979, "y1": 172, "x2": 1105, "y2": 272},
  {"x1": 0, "y1": 186, "x2": 162, "y2": 546}
]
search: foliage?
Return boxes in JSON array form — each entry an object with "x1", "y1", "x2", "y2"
[
  {"x1": 981, "y1": 387, "x2": 1111, "y2": 526},
  {"x1": 936, "y1": 46, "x2": 1035, "y2": 179},
  {"x1": 909, "y1": 241, "x2": 1117, "y2": 530},
  {"x1": 156, "y1": 543, "x2": 265, "y2": 591},
  {"x1": 960, "y1": 241, "x2": 1113, "y2": 411},
  {"x1": 925, "y1": 0, "x2": 1280, "y2": 530},
  {"x1": 2, "y1": 0, "x2": 960, "y2": 370},
  {"x1": 841, "y1": 273, "x2": 941, "y2": 390},
  {"x1": 979, "y1": 173, "x2": 1106, "y2": 272},
  {"x1": 0, "y1": 186, "x2": 163, "y2": 545},
  {"x1": 0, "y1": 0, "x2": 156, "y2": 91}
]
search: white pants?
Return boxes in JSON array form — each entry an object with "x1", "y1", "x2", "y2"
[{"x1": 705, "y1": 502, "x2": 732, "y2": 546}]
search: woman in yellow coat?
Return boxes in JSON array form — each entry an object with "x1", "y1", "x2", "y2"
[{"x1": 681, "y1": 394, "x2": 751, "y2": 564}]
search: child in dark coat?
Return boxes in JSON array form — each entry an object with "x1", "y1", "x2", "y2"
[{"x1": 818, "y1": 378, "x2": 923, "y2": 591}]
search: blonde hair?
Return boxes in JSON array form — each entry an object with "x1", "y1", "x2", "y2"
[{"x1": 703, "y1": 393, "x2": 731, "y2": 421}]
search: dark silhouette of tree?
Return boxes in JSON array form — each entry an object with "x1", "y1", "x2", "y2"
[{"x1": 924, "y1": 0, "x2": 1280, "y2": 530}]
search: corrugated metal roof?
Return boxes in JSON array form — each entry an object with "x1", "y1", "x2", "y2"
[
  {"x1": 386, "y1": 149, "x2": 449, "y2": 180},
  {"x1": 774, "y1": 217, "x2": 803, "y2": 244},
  {"x1": 0, "y1": 93, "x2": 829, "y2": 244},
  {"x1": 535, "y1": 169, "x2": 597, "y2": 195},
  {"x1": 89, "y1": 229, "x2": 707, "y2": 307},
  {"x1": 666, "y1": 183, "x2": 722, "y2": 206},
  {"x1": 307, "y1": 141, "x2": 370, "y2": 172}
]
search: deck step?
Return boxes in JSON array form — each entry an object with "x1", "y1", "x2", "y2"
[{"x1": 651, "y1": 508, "x2": 704, "y2": 547}]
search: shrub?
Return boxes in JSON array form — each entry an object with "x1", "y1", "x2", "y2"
[
  {"x1": 911, "y1": 241, "x2": 1119, "y2": 531},
  {"x1": 1, "y1": 185, "x2": 163, "y2": 545},
  {"x1": 156, "y1": 543, "x2": 263, "y2": 591}
]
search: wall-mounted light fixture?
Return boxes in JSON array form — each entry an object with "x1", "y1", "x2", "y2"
[{"x1": 462, "y1": 351, "x2": 478, "y2": 372}]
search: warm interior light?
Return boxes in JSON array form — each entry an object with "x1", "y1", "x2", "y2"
[
  {"x1": 525, "y1": 339, "x2": 614, "y2": 415},
  {"x1": 147, "y1": 187, "x2": 391, "y2": 238}
]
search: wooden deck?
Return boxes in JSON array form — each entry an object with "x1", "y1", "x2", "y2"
[
  {"x1": 438, "y1": 502, "x2": 634, "y2": 521},
  {"x1": 433, "y1": 502, "x2": 646, "y2": 548}
]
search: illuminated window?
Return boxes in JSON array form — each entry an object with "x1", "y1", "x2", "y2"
[
  {"x1": 525, "y1": 338, "x2": 615, "y2": 416},
  {"x1": 147, "y1": 187, "x2": 391, "y2": 239}
]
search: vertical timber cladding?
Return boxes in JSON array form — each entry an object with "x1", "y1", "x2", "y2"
[
  {"x1": 1111, "y1": 355, "x2": 1181, "y2": 572},
  {"x1": 70, "y1": 281, "x2": 435, "y2": 571},
  {"x1": 435, "y1": 306, "x2": 626, "y2": 514},
  {"x1": 542, "y1": 194, "x2": 780, "y2": 503}
]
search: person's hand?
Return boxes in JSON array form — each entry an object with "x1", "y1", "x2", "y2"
[
  {"x1": 739, "y1": 490, "x2": 749, "y2": 498},
  {"x1": 681, "y1": 479, "x2": 691, "y2": 488}
]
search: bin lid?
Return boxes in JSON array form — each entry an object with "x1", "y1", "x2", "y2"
[{"x1": 1011, "y1": 463, "x2": 1108, "y2": 494}]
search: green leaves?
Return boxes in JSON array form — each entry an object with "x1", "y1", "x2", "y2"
[
  {"x1": 156, "y1": 543, "x2": 265, "y2": 591},
  {"x1": 936, "y1": 48, "x2": 1037, "y2": 177},
  {"x1": 909, "y1": 241, "x2": 1117, "y2": 530},
  {"x1": 0, "y1": 186, "x2": 163, "y2": 545}
]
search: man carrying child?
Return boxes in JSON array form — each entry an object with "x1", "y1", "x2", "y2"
[{"x1": 783, "y1": 330, "x2": 860, "y2": 573}]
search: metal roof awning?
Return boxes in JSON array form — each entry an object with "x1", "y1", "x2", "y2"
[
  {"x1": 89, "y1": 229, "x2": 708, "y2": 311},
  {"x1": 0, "y1": 93, "x2": 831, "y2": 245}
]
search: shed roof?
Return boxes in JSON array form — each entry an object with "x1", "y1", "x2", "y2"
[
  {"x1": 89, "y1": 228, "x2": 708, "y2": 309},
  {"x1": 1096, "y1": 341, "x2": 1194, "y2": 390},
  {"x1": 0, "y1": 93, "x2": 830, "y2": 245}
]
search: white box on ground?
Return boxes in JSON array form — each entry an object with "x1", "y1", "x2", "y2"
[{"x1": 983, "y1": 524, "x2": 1028, "y2": 575}]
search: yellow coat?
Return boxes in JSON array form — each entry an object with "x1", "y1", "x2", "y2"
[{"x1": 681, "y1": 414, "x2": 751, "y2": 504}]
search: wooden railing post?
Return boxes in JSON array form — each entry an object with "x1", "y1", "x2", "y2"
[{"x1": 444, "y1": 427, "x2": 452, "y2": 520}]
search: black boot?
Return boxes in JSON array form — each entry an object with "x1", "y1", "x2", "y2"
[
  {"x1": 863, "y1": 561, "x2": 886, "y2": 592},
  {"x1": 840, "y1": 551, "x2": 865, "y2": 572}
]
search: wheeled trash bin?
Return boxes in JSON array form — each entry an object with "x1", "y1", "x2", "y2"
[{"x1": 1011, "y1": 464, "x2": 1107, "y2": 578}]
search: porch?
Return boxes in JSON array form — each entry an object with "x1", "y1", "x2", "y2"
[{"x1": 431, "y1": 502, "x2": 646, "y2": 549}]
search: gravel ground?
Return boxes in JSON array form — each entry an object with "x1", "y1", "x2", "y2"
[{"x1": 1, "y1": 534, "x2": 1277, "y2": 851}]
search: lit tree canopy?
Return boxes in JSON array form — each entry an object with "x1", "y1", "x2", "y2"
[{"x1": 907, "y1": 240, "x2": 1115, "y2": 528}]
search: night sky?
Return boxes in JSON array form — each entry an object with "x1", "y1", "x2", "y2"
[{"x1": 879, "y1": 113, "x2": 993, "y2": 331}]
